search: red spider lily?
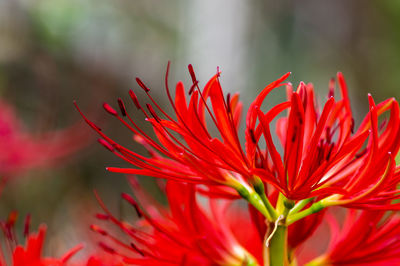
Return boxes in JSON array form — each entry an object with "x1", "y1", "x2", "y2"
[
  {"x1": 307, "y1": 209, "x2": 400, "y2": 265},
  {"x1": 74, "y1": 63, "x2": 290, "y2": 198},
  {"x1": 0, "y1": 99, "x2": 89, "y2": 180},
  {"x1": 0, "y1": 212, "x2": 83, "y2": 266},
  {"x1": 90, "y1": 179, "x2": 261, "y2": 265},
  {"x1": 252, "y1": 73, "x2": 400, "y2": 208},
  {"x1": 76, "y1": 65, "x2": 400, "y2": 210}
]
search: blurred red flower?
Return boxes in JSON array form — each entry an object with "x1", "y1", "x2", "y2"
[
  {"x1": 0, "y1": 99, "x2": 90, "y2": 180},
  {"x1": 0, "y1": 212, "x2": 82, "y2": 266},
  {"x1": 308, "y1": 208, "x2": 400, "y2": 265},
  {"x1": 90, "y1": 179, "x2": 261, "y2": 265}
]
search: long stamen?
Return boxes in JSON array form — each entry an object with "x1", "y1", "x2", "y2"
[
  {"x1": 186, "y1": 65, "x2": 227, "y2": 139},
  {"x1": 161, "y1": 63, "x2": 249, "y2": 173},
  {"x1": 23, "y1": 214, "x2": 31, "y2": 238}
]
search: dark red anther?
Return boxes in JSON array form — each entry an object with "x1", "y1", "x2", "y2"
[
  {"x1": 121, "y1": 193, "x2": 143, "y2": 218},
  {"x1": 379, "y1": 118, "x2": 388, "y2": 132},
  {"x1": 146, "y1": 104, "x2": 160, "y2": 122},
  {"x1": 95, "y1": 213, "x2": 109, "y2": 220},
  {"x1": 249, "y1": 129, "x2": 257, "y2": 144},
  {"x1": 355, "y1": 148, "x2": 368, "y2": 158},
  {"x1": 350, "y1": 118, "x2": 355, "y2": 134},
  {"x1": 24, "y1": 214, "x2": 31, "y2": 238},
  {"x1": 111, "y1": 143, "x2": 123, "y2": 153},
  {"x1": 98, "y1": 138, "x2": 114, "y2": 152},
  {"x1": 90, "y1": 225, "x2": 108, "y2": 236},
  {"x1": 131, "y1": 243, "x2": 145, "y2": 257},
  {"x1": 328, "y1": 78, "x2": 335, "y2": 98},
  {"x1": 129, "y1": 90, "x2": 141, "y2": 110},
  {"x1": 298, "y1": 113, "x2": 304, "y2": 125},
  {"x1": 226, "y1": 93, "x2": 232, "y2": 114},
  {"x1": 136, "y1": 78, "x2": 150, "y2": 92},
  {"x1": 88, "y1": 121, "x2": 102, "y2": 131},
  {"x1": 326, "y1": 144, "x2": 334, "y2": 160},
  {"x1": 103, "y1": 103, "x2": 118, "y2": 116},
  {"x1": 188, "y1": 64, "x2": 197, "y2": 84},
  {"x1": 291, "y1": 126, "x2": 298, "y2": 142},
  {"x1": 326, "y1": 127, "x2": 332, "y2": 144},
  {"x1": 7, "y1": 211, "x2": 17, "y2": 227},
  {"x1": 99, "y1": 242, "x2": 115, "y2": 254},
  {"x1": 188, "y1": 81, "x2": 198, "y2": 95},
  {"x1": 117, "y1": 98, "x2": 127, "y2": 116}
]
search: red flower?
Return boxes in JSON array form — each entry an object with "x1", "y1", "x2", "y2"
[
  {"x1": 0, "y1": 212, "x2": 82, "y2": 266},
  {"x1": 75, "y1": 63, "x2": 291, "y2": 198},
  {"x1": 0, "y1": 98, "x2": 89, "y2": 180},
  {"x1": 90, "y1": 179, "x2": 261, "y2": 265},
  {"x1": 252, "y1": 73, "x2": 400, "y2": 208},
  {"x1": 307, "y1": 209, "x2": 400, "y2": 265},
  {"x1": 77, "y1": 66, "x2": 400, "y2": 213}
]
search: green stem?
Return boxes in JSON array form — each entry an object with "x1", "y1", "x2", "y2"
[
  {"x1": 288, "y1": 197, "x2": 314, "y2": 215},
  {"x1": 266, "y1": 223, "x2": 288, "y2": 266},
  {"x1": 276, "y1": 193, "x2": 286, "y2": 214},
  {"x1": 286, "y1": 201, "x2": 325, "y2": 225},
  {"x1": 253, "y1": 177, "x2": 278, "y2": 220},
  {"x1": 264, "y1": 193, "x2": 294, "y2": 266},
  {"x1": 236, "y1": 186, "x2": 272, "y2": 220},
  {"x1": 259, "y1": 193, "x2": 279, "y2": 220}
]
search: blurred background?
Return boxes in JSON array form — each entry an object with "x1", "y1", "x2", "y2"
[{"x1": 1, "y1": 0, "x2": 400, "y2": 260}]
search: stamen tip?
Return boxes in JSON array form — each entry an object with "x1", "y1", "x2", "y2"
[
  {"x1": 117, "y1": 98, "x2": 127, "y2": 116},
  {"x1": 129, "y1": 89, "x2": 141, "y2": 110},
  {"x1": 103, "y1": 103, "x2": 118, "y2": 116},
  {"x1": 188, "y1": 64, "x2": 197, "y2": 83},
  {"x1": 98, "y1": 139, "x2": 114, "y2": 152},
  {"x1": 136, "y1": 77, "x2": 150, "y2": 92}
]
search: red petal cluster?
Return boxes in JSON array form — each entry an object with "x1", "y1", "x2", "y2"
[
  {"x1": 77, "y1": 67, "x2": 400, "y2": 206},
  {"x1": 252, "y1": 73, "x2": 400, "y2": 207},
  {"x1": 90, "y1": 179, "x2": 261, "y2": 265},
  {"x1": 72, "y1": 68, "x2": 400, "y2": 264},
  {"x1": 312, "y1": 209, "x2": 400, "y2": 265},
  {"x1": 0, "y1": 212, "x2": 82, "y2": 266},
  {"x1": 75, "y1": 66, "x2": 290, "y2": 197}
]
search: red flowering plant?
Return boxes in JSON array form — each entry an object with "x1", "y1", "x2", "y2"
[
  {"x1": 77, "y1": 63, "x2": 400, "y2": 265},
  {"x1": 0, "y1": 98, "x2": 90, "y2": 189},
  {"x1": 90, "y1": 178, "x2": 260, "y2": 265},
  {"x1": 0, "y1": 211, "x2": 83, "y2": 266},
  {"x1": 89, "y1": 177, "x2": 336, "y2": 266},
  {"x1": 307, "y1": 208, "x2": 400, "y2": 266}
]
